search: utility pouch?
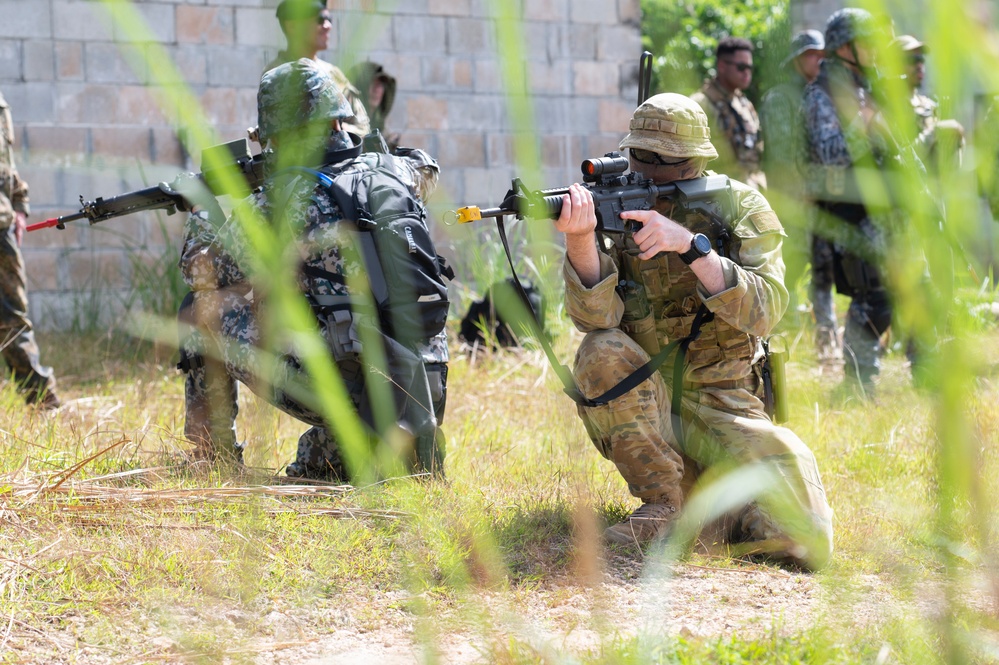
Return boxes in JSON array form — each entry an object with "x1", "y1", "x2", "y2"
[
  {"x1": 617, "y1": 279, "x2": 660, "y2": 357},
  {"x1": 761, "y1": 335, "x2": 789, "y2": 423}
]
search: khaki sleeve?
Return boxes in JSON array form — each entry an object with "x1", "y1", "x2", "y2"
[
  {"x1": 697, "y1": 190, "x2": 788, "y2": 337},
  {"x1": 563, "y1": 249, "x2": 625, "y2": 332}
]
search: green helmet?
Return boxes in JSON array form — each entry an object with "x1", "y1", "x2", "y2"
[
  {"x1": 257, "y1": 58, "x2": 352, "y2": 145},
  {"x1": 824, "y1": 7, "x2": 876, "y2": 53},
  {"x1": 619, "y1": 93, "x2": 718, "y2": 160}
]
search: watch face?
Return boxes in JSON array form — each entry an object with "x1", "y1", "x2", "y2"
[{"x1": 693, "y1": 233, "x2": 712, "y2": 255}]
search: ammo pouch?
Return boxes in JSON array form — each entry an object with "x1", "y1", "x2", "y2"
[
  {"x1": 309, "y1": 293, "x2": 364, "y2": 362},
  {"x1": 759, "y1": 335, "x2": 789, "y2": 423},
  {"x1": 617, "y1": 279, "x2": 660, "y2": 357}
]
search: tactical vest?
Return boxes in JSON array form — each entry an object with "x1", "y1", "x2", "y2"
[
  {"x1": 697, "y1": 81, "x2": 764, "y2": 174},
  {"x1": 610, "y1": 204, "x2": 755, "y2": 383}
]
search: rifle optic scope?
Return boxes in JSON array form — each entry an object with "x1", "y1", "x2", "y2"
[{"x1": 581, "y1": 152, "x2": 630, "y2": 181}]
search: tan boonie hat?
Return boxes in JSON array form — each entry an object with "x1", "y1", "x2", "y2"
[
  {"x1": 890, "y1": 34, "x2": 928, "y2": 54},
  {"x1": 619, "y1": 93, "x2": 718, "y2": 160}
]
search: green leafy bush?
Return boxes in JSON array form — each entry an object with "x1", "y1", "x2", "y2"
[{"x1": 641, "y1": 0, "x2": 791, "y2": 103}]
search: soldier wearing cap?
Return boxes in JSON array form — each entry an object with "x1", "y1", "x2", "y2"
[
  {"x1": 176, "y1": 59, "x2": 444, "y2": 479},
  {"x1": 555, "y1": 93, "x2": 833, "y2": 569},
  {"x1": 265, "y1": 0, "x2": 370, "y2": 137},
  {"x1": 759, "y1": 30, "x2": 827, "y2": 342},
  {"x1": 0, "y1": 89, "x2": 60, "y2": 409},
  {"x1": 890, "y1": 35, "x2": 964, "y2": 171},
  {"x1": 691, "y1": 37, "x2": 767, "y2": 192},
  {"x1": 800, "y1": 8, "x2": 901, "y2": 397}
]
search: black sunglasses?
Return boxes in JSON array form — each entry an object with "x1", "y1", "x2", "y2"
[
  {"x1": 909, "y1": 54, "x2": 926, "y2": 64},
  {"x1": 723, "y1": 60, "x2": 754, "y2": 73},
  {"x1": 316, "y1": 12, "x2": 331, "y2": 24}
]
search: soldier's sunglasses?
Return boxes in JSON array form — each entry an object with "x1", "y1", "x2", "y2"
[
  {"x1": 316, "y1": 12, "x2": 331, "y2": 24},
  {"x1": 723, "y1": 60, "x2": 754, "y2": 73},
  {"x1": 631, "y1": 149, "x2": 689, "y2": 166},
  {"x1": 909, "y1": 54, "x2": 925, "y2": 64}
]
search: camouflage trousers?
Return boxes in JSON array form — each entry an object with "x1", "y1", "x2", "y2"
[
  {"x1": 811, "y1": 235, "x2": 837, "y2": 336},
  {"x1": 574, "y1": 329, "x2": 834, "y2": 567},
  {"x1": 842, "y1": 287, "x2": 892, "y2": 390},
  {"x1": 0, "y1": 225, "x2": 56, "y2": 399},
  {"x1": 179, "y1": 289, "x2": 446, "y2": 479}
]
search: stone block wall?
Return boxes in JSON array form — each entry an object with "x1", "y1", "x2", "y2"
[
  {"x1": 2, "y1": 0, "x2": 643, "y2": 330},
  {"x1": 792, "y1": 0, "x2": 842, "y2": 31}
]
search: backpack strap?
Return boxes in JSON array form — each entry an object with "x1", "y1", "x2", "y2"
[{"x1": 283, "y1": 165, "x2": 391, "y2": 309}]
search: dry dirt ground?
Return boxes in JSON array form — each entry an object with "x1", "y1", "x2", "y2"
[
  {"x1": 8, "y1": 554, "x2": 912, "y2": 664},
  {"x1": 246, "y1": 562, "x2": 888, "y2": 664}
]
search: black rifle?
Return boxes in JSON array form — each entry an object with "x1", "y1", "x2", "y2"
[
  {"x1": 27, "y1": 138, "x2": 267, "y2": 232},
  {"x1": 452, "y1": 151, "x2": 737, "y2": 233}
]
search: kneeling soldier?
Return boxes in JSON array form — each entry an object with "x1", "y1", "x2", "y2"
[{"x1": 555, "y1": 93, "x2": 834, "y2": 570}]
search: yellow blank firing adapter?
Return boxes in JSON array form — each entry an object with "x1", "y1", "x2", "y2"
[{"x1": 453, "y1": 206, "x2": 482, "y2": 224}]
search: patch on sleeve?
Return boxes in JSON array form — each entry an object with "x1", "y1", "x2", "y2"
[{"x1": 748, "y1": 210, "x2": 782, "y2": 234}]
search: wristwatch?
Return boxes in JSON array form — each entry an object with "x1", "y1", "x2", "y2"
[{"x1": 679, "y1": 233, "x2": 712, "y2": 265}]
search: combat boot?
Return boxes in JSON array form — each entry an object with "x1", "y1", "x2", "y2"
[
  {"x1": 604, "y1": 501, "x2": 680, "y2": 546},
  {"x1": 26, "y1": 389, "x2": 62, "y2": 411},
  {"x1": 815, "y1": 327, "x2": 842, "y2": 367}
]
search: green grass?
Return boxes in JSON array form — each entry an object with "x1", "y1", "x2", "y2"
[
  {"x1": 8, "y1": 0, "x2": 999, "y2": 661},
  {"x1": 0, "y1": 321, "x2": 996, "y2": 662}
]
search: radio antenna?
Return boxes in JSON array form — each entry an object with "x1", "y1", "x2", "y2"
[{"x1": 638, "y1": 51, "x2": 653, "y2": 107}]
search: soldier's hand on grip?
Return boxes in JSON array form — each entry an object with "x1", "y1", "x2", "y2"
[
  {"x1": 620, "y1": 209, "x2": 693, "y2": 261},
  {"x1": 158, "y1": 172, "x2": 203, "y2": 212}
]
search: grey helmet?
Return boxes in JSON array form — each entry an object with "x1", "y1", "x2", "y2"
[
  {"x1": 785, "y1": 29, "x2": 825, "y2": 65},
  {"x1": 257, "y1": 58, "x2": 352, "y2": 145},
  {"x1": 824, "y1": 7, "x2": 876, "y2": 54}
]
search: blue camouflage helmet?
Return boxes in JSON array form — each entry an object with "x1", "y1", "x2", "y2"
[
  {"x1": 824, "y1": 8, "x2": 876, "y2": 53},
  {"x1": 257, "y1": 58, "x2": 352, "y2": 144}
]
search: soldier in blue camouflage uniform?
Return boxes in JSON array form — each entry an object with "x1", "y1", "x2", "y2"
[
  {"x1": 800, "y1": 9, "x2": 899, "y2": 396},
  {"x1": 177, "y1": 59, "x2": 446, "y2": 479},
  {"x1": 691, "y1": 37, "x2": 767, "y2": 192},
  {"x1": 556, "y1": 93, "x2": 833, "y2": 570},
  {"x1": 760, "y1": 31, "x2": 832, "y2": 347},
  {"x1": 0, "y1": 88, "x2": 60, "y2": 409}
]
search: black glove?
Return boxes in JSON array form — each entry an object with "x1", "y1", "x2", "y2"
[{"x1": 159, "y1": 172, "x2": 225, "y2": 222}]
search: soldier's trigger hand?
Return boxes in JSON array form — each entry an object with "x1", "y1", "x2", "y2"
[{"x1": 621, "y1": 210, "x2": 688, "y2": 260}]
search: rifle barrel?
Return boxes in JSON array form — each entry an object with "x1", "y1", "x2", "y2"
[{"x1": 26, "y1": 211, "x2": 87, "y2": 232}]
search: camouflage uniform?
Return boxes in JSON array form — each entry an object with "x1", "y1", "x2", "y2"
[
  {"x1": 566, "y1": 94, "x2": 833, "y2": 569},
  {"x1": 0, "y1": 90, "x2": 57, "y2": 404},
  {"x1": 180, "y1": 61, "x2": 444, "y2": 478},
  {"x1": 265, "y1": 52, "x2": 370, "y2": 137},
  {"x1": 691, "y1": 78, "x2": 767, "y2": 191},
  {"x1": 801, "y1": 52, "x2": 895, "y2": 392},
  {"x1": 760, "y1": 70, "x2": 812, "y2": 326}
]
